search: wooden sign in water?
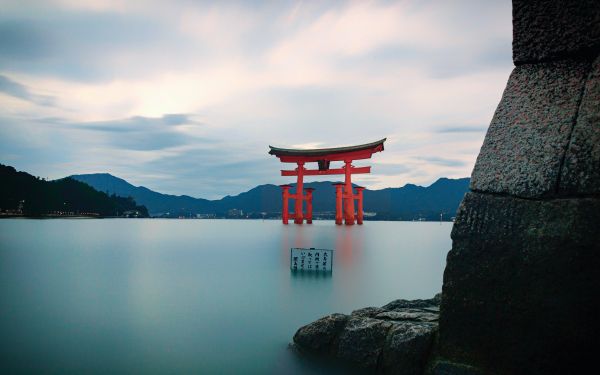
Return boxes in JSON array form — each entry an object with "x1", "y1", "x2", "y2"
[{"x1": 290, "y1": 248, "x2": 333, "y2": 272}]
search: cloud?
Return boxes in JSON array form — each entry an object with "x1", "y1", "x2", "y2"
[
  {"x1": 74, "y1": 114, "x2": 196, "y2": 132},
  {"x1": 0, "y1": 20, "x2": 53, "y2": 60},
  {"x1": 0, "y1": 75, "x2": 55, "y2": 106},
  {"x1": 369, "y1": 163, "x2": 412, "y2": 176},
  {"x1": 0, "y1": 12, "x2": 203, "y2": 82},
  {"x1": 417, "y1": 156, "x2": 467, "y2": 168},
  {"x1": 51, "y1": 114, "x2": 203, "y2": 151},
  {"x1": 435, "y1": 125, "x2": 488, "y2": 134}
]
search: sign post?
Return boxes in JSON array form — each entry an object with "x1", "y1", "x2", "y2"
[{"x1": 290, "y1": 247, "x2": 333, "y2": 272}]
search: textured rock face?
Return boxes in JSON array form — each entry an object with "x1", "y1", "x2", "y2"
[
  {"x1": 381, "y1": 322, "x2": 436, "y2": 375},
  {"x1": 470, "y1": 59, "x2": 590, "y2": 198},
  {"x1": 293, "y1": 295, "x2": 440, "y2": 374},
  {"x1": 293, "y1": 313, "x2": 348, "y2": 355},
  {"x1": 440, "y1": 192, "x2": 600, "y2": 373},
  {"x1": 513, "y1": 0, "x2": 600, "y2": 64},
  {"x1": 560, "y1": 56, "x2": 600, "y2": 194},
  {"x1": 439, "y1": 1, "x2": 600, "y2": 373},
  {"x1": 336, "y1": 317, "x2": 393, "y2": 368}
]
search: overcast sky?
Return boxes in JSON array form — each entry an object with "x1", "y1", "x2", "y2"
[{"x1": 0, "y1": 0, "x2": 513, "y2": 199}]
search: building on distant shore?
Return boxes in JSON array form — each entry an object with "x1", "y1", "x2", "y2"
[
  {"x1": 226, "y1": 208, "x2": 244, "y2": 218},
  {"x1": 122, "y1": 210, "x2": 142, "y2": 218}
]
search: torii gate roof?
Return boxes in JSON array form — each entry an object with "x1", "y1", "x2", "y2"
[{"x1": 268, "y1": 138, "x2": 386, "y2": 162}]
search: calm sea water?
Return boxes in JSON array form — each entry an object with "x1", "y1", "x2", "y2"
[{"x1": 0, "y1": 219, "x2": 451, "y2": 374}]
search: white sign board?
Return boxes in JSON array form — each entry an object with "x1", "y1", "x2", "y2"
[{"x1": 290, "y1": 248, "x2": 333, "y2": 272}]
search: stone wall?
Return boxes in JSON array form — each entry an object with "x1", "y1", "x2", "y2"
[{"x1": 436, "y1": 1, "x2": 600, "y2": 373}]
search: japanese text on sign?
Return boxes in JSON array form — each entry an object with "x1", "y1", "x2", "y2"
[{"x1": 290, "y1": 248, "x2": 333, "y2": 272}]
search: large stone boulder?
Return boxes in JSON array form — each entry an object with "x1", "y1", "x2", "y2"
[
  {"x1": 381, "y1": 322, "x2": 437, "y2": 375},
  {"x1": 336, "y1": 317, "x2": 394, "y2": 368},
  {"x1": 293, "y1": 295, "x2": 440, "y2": 374},
  {"x1": 293, "y1": 313, "x2": 348, "y2": 355}
]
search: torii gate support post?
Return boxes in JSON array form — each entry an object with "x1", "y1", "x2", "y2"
[
  {"x1": 294, "y1": 162, "x2": 305, "y2": 224},
  {"x1": 333, "y1": 183, "x2": 344, "y2": 225},
  {"x1": 280, "y1": 184, "x2": 291, "y2": 224},
  {"x1": 355, "y1": 187, "x2": 365, "y2": 225},
  {"x1": 343, "y1": 160, "x2": 355, "y2": 225},
  {"x1": 304, "y1": 188, "x2": 315, "y2": 224}
]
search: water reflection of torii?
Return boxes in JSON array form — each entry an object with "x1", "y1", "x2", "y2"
[{"x1": 268, "y1": 138, "x2": 386, "y2": 225}]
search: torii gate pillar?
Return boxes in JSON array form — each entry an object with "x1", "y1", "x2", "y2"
[
  {"x1": 280, "y1": 184, "x2": 292, "y2": 224},
  {"x1": 356, "y1": 187, "x2": 365, "y2": 225},
  {"x1": 333, "y1": 183, "x2": 344, "y2": 225},
  {"x1": 293, "y1": 162, "x2": 305, "y2": 224},
  {"x1": 343, "y1": 160, "x2": 355, "y2": 225},
  {"x1": 304, "y1": 188, "x2": 315, "y2": 224}
]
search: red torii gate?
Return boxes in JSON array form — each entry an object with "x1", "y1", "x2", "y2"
[{"x1": 268, "y1": 138, "x2": 386, "y2": 225}]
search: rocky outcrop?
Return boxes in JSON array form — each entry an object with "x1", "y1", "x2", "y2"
[
  {"x1": 292, "y1": 313, "x2": 349, "y2": 355},
  {"x1": 293, "y1": 295, "x2": 440, "y2": 374},
  {"x1": 437, "y1": 1, "x2": 600, "y2": 374}
]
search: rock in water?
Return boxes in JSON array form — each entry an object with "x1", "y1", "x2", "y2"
[
  {"x1": 381, "y1": 322, "x2": 437, "y2": 375},
  {"x1": 293, "y1": 313, "x2": 348, "y2": 355},
  {"x1": 292, "y1": 295, "x2": 440, "y2": 374},
  {"x1": 336, "y1": 317, "x2": 393, "y2": 369}
]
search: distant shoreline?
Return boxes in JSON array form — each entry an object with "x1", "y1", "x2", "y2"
[{"x1": 0, "y1": 214, "x2": 101, "y2": 219}]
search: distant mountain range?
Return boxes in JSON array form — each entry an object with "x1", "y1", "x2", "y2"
[{"x1": 71, "y1": 173, "x2": 469, "y2": 221}]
